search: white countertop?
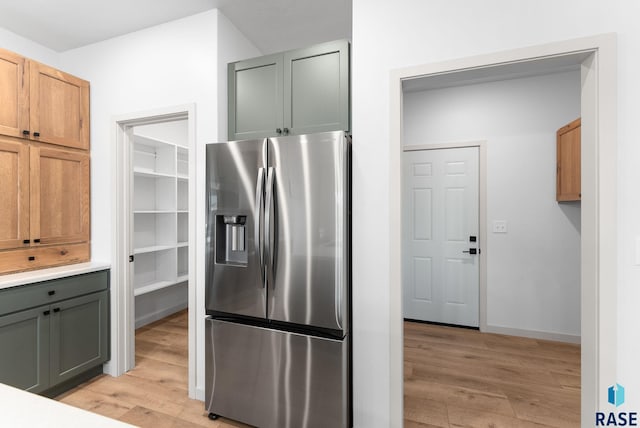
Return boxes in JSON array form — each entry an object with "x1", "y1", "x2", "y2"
[
  {"x1": 0, "y1": 261, "x2": 111, "y2": 291},
  {"x1": 0, "y1": 383, "x2": 134, "y2": 427}
]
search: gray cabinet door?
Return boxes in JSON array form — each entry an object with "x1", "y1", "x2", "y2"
[
  {"x1": 228, "y1": 40, "x2": 350, "y2": 141},
  {"x1": 0, "y1": 306, "x2": 50, "y2": 393},
  {"x1": 283, "y1": 40, "x2": 350, "y2": 136},
  {"x1": 49, "y1": 290, "x2": 109, "y2": 385},
  {"x1": 228, "y1": 53, "x2": 283, "y2": 141}
]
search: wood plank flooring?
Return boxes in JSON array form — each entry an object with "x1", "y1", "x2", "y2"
[
  {"x1": 57, "y1": 310, "x2": 249, "y2": 428},
  {"x1": 56, "y1": 312, "x2": 580, "y2": 427},
  {"x1": 404, "y1": 321, "x2": 580, "y2": 428}
]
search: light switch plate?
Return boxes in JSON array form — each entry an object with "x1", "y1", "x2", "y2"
[{"x1": 493, "y1": 220, "x2": 508, "y2": 233}]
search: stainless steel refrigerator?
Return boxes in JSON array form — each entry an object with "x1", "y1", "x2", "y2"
[{"x1": 205, "y1": 131, "x2": 351, "y2": 428}]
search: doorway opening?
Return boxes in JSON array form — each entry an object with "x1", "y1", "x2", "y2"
[
  {"x1": 110, "y1": 105, "x2": 197, "y2": 398},
  {"x1": 389, "y1": 35, "x2": 617, "y2": 425},
  {"x1": 401, "y1": 87, "x2": 581, "y2": 423}
]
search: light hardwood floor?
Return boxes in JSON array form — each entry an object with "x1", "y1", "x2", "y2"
[
  {"x1": 57, "y1": 310, "x2": 249, "y2": 428},
  {"x1": 404, "y1": 321, "x2": 580, "y2": 428},
  {"x1": 57, "y1": 312, "x2": 580, "y2": 427}
]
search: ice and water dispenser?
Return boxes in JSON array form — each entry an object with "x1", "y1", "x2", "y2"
[{"x1": 215, "y1": 215, "x2": 248, "y2": 265}]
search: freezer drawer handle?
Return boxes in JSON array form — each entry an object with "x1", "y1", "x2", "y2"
[{"x1": 255, "y1": 167, "x2": 266, "y2": 287}]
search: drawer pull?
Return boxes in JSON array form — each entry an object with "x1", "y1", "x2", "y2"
[
  {"x1": 33, "y1": 132, "x2": 40, "y2": 137},
  {"x1": 23, "y1": 239, "x2": 30, "y2": 244},
  {"x1": 53, "y1": 308, "x2": 60, "y2": 313},
  {"x1": 28, "y1": 256, "x2": 35, "y2": 261},
  {"x1": 34, "y1": 238, "x2": 41, "y2": 243},
  {"x1": 22, "y1": 130, "x2": 30, "y2": 136},
  {"x1": 48, "y1": 290, "x2": 56, "y2": 296},
  {"x1": 43, "y1": 310, "x2": 50, "y2": 316}
]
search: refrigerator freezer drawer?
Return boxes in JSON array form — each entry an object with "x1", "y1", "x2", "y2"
[{"x1": 206, "y1": 318, "x2": 350, "y2": 428}]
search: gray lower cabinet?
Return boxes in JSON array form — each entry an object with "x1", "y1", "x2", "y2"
[
  {"x1": 50, "y1": 291, "x2": 109, "y2": 386},
  {"x1": 0, "y1": 270, "x2": 109, "y2": 396},
  {"x1": 0, "y1": 306, "x2": 49, "y2": 393},
  {"x1": 228, "y1": 39, "x2": 350, "y2": 141}
]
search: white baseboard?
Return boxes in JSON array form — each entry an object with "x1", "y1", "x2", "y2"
[
  {"x1": 483, "y1": 325, "x2": 581, "y2": 344},
  {"x1": 135, "y1": 301, "x2": 188, "y2": 329}
]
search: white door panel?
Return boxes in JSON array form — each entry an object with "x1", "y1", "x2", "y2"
[{"x1": 402, "y1": 147, "x2": 479, "y2": 327}]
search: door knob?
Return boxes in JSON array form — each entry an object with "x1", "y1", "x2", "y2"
[{"x1": 462, "y1": 248, "x2": 478, "y2": 255}]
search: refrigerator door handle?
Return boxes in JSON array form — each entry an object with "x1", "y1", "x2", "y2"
[
  {"x1": 264, "y1": 167, "x2": 275, "y2": 285},
  {"x1": 255, "y1": 167, "x2": 266, "y2": 287}
]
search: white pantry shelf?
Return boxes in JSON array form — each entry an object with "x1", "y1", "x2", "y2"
[
  {"x1": 132, "y1": 132, "x2": 190, "y2": 296},
  {"x1": 134, "y1": 245, "x2": 175, "y2": 255},
  {"x1": 134, "y1": 280, "x2": 182, "y2": 296},
  {"x1": 133, "y1": 168, "x2": 176, "y2": 179}
]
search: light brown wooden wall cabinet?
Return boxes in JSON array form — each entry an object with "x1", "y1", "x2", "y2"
[
  {"x1": 556, "y1": 118, "x2": 581, "y2": 202},
  {"x1": 0, "y1": 48, "x2": 89, "y2": 150},
  {"x1": 0, "y1": 48, "x2": 90, "y2": 275}
]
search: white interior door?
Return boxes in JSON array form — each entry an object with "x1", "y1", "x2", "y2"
[{"x1": 402, "y1": 147, "x2": 479, "y2": 327}]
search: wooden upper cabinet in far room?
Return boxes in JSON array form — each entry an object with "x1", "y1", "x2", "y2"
[
  {"x1": 556, "y1": 118, "x2": 581, "y2": 202},
  {"x1": 0, "y1": 48, "x2": 90, "y2": 151}
]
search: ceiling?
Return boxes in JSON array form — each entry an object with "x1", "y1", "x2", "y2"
[{"x1": 0, "y1": 0, "x2": 352, "y2": 54}]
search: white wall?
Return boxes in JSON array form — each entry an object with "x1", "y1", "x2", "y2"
[
  {"x1": 59, "y1": 9, "x2": 221, "y2": 262},
  {"x1": 0, "y1": 26, "x2": 59, "y2": 66},
  {"x1": 216, "y1": 12, "x2": 262, "y2": 141},
  {"x1": 134, "y1": 119, "x2": 189, "y2": 145},
  {"x1": 352, "y1": 1, "x2": 636, "y2": 426},
  {"x1": 403, "y1": 70, "x2": 581, "y2": 340},
  {"x1": 57, "y1": 9, "x2": 259, "y2": 399}
]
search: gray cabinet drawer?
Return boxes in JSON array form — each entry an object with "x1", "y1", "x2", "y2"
[{"x1": 0, "y1": 270, "x2": 109, "y2": 316}]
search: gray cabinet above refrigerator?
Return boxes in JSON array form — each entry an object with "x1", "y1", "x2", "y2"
[{"x1": 227, "y1": 40, "x2": 350, "y2": 141}]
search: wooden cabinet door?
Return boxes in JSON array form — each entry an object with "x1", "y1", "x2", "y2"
[
  {"x1": 0, "y1": 48, "x2": 29, "y2": 139},
  {"x1": 556, "y1": 118, "x2": 581, "y2": 201},
  {"x1": 228, "y1": 53, "x2": 283, "y2": 141},
  {"x1": 0, "y1": 306, "x2": 50, "y2": 393},
  {"x1": 30, "y1": 62, "x2": 89, "y2": 150},
  {"x1": 0, "y1": 137, "x2": 30, "y2": 250},
  {"x1": 49, "y1": 291, "x2": 109, "y2": 386},
  {"x1": 283, "y1": 40, "x2": 350, "y2": 136},
  {"x1": 30, "y1": 146, "x2": 90, "y2": 246}
]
